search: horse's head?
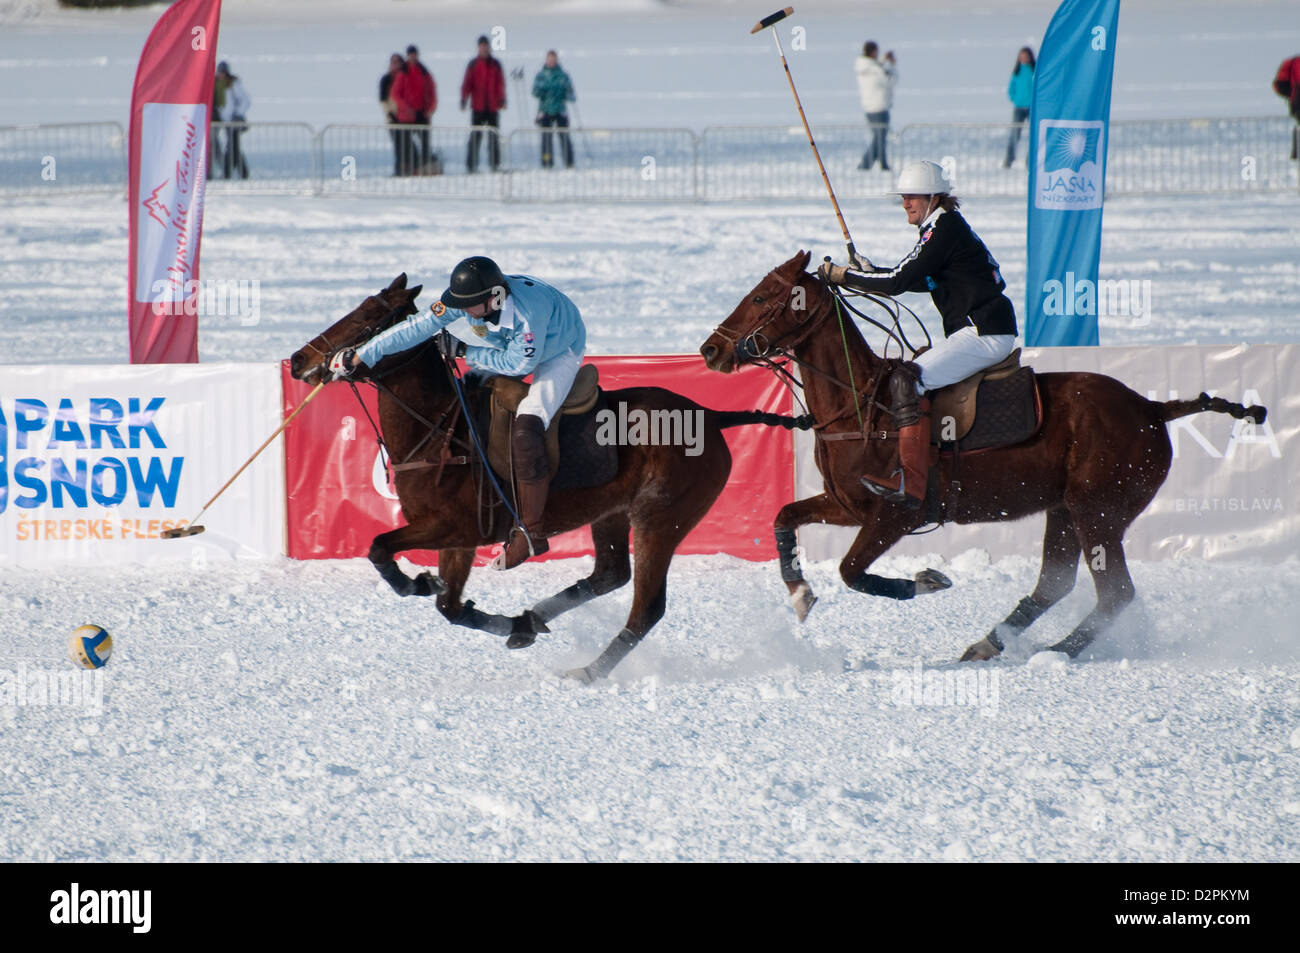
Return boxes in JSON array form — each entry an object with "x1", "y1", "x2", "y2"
[
  {"x1": 289, "y1": 273, "x2": 423, "y2": 384},
  {"x1": 700, "y1": 250, "x2": 828, "y2": 373}
]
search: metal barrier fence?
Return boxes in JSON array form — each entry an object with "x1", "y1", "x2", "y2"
[
  {"x1": 205, "y1": 121, "x2": 317, "y2": 193},
  {"x1": 318, "y1": 123, "x2": 507, "y2": 197},
  {"x1": 3, "y1": 118, "x2": 1296, "y2": 200},
  {"x1": 0, "y1": 122, "x2": 126, "y2": 195},
  {"x1": 1107, "y1": 116, "x2": 1299, "y2": 194},
  {"x1": 700, "y1": 124, "x2": 901, "y2": 201},
  {"x1": 505, "y1": 128, "x2": 696, "y2": 202}
]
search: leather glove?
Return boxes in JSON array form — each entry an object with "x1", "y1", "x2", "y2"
[
  {"x1": 328, "y1": 348, "x2": 356, "y2": 380},
  {"x1": 847, "y1": 248, "x2": 874, "y2": 271},
  {"x1": 817, "y1": 261, "x2": 848, "y2": 285}
]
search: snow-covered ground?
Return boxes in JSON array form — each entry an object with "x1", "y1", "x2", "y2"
[
  {"x1": 0, "y1": 0, "x2": 1297, "y2": 863},
  {"x1": 2, "y1": 191, "x2": 1298, "y2": 365},
  {"x1": 3, "y1": 552, "x2": 1298, "y2": 862}
]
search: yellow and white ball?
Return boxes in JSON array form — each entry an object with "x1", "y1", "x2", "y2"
[{"x1": 68, "y1": 625, "x2": 113, "y2": 669}]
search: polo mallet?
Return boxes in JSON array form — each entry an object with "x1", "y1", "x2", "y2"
[
  {"x1": 160, "y1": 380, "x2": 326, "y2": 539},
  {"x1": 751, "y1": 6, "x2": 861, "y2": 267}
]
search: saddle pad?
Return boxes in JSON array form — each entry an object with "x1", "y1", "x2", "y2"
[
  {"x1": 483, "y1": 388, "x2": 618, "y2": 491},
  {"x1": 954, "y1": 367, "x2": 1041, "y2": 452}
]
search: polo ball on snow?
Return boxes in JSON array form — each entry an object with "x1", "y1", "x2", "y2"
[{"x1": 68, "y1": 625, "x2": 113, "y2": 669}]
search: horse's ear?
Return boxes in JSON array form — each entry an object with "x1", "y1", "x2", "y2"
[
  {"x1": 406, "y1": 285, "x2": 423, "y2": 312},
  {"x1": 781, "y1": 250, "x2": 812, "y2": 275},
  {"x1": 389, "y1": 273, "x2": 408, "y2": 292}
]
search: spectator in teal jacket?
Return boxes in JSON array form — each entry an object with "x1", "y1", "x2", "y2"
[
  {"x1": 1003, "y1": 46, "x2": 1035, "y2": 168},
  {"x1": 532, "y1": 50, "x2": 576, "y2": 168}
]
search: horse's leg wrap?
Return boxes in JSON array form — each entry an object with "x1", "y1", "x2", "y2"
[
  {"x1": 449, "y1": 595, "x2": 546, "y2": 639},
  {"x1": 849, "y1": 572, "x2": 916, "y2": 600},
  {"x1": 374, "y1": 560, "x2": 441, "y2": 597},
  {"x1": 531, "y1": 578, "x2": 597, "y2": 624},
  {"x1": 572, "y1": 628, "x2": 643, "y2": 683},
  {"x1": 988, "y1": 596, "x2": 1049, "y2": 651},
  {"x1": 775, "y1": 527, "x2": 803, "y2": 583}
]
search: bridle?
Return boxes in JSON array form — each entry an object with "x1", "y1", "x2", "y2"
[
  {"x1": 709, "y1": 264, "x2": 922, "y2": 441},
  {"x1": 709, "y1": 267, "x2": 835, "y2": 368},
  {"x1": 300, "y1": 290, "x2": 409, "y2": 369}
]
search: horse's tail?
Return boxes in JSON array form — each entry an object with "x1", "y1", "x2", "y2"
[
  {"x1": 1154, "y1": 392, "x2": 1267, "y2": 425},
  {"x1": 711, "y1": 409, "x2": 816, "y2": 431}
]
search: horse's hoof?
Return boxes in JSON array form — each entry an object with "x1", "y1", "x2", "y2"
[
  {"x1": 791, "y1": 582, "x2": 818, "y2": 623},
  {"x1": 506, "y1": 632, "x2": 536, "y2": 650},
  {"x1": 412, "y1": 571, "x2": 445, "y2": 597},
  {"x1": 563, "y1": 666, "x2": 595, "y2": 684},
  {"x1": 914, "y1": 569, "x2": 952, "y2": 595},
  {"x1": 959, "y1": 636, "x2": 1001, "y2": 662}
]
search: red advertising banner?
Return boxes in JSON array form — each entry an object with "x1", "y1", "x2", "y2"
[
  {"x1": 282, "y1": 356, "x2": 794, "y2": 564},
  {"x1": 127, "y1": 0, "x2": 223, "y2": 364}
]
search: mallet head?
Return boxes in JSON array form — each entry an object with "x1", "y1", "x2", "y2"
[
  {"x1": 160, "y1": 524, "x2": 205, "y2": 539},
  {"x1": 750, "y1": 6, "x2": 794, "y2": 34}
]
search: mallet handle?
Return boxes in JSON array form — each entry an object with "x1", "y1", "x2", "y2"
[
  {"x1": 770, "y1": 29, "x2": 857, "y2": 256},
  {"x1": 178, "y1": 380, "x2": 325, "y2": 531}
]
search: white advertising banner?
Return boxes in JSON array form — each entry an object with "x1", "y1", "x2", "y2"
[
  {"x1": 794, "y1": 344, "x2": 1297, "y2": 564},
  {"x1": 0, "y1": 363, "x2": 284, "y2": 565}
]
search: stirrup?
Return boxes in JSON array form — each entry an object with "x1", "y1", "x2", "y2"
[{"x1": 861, "y1": 469, "x2": 921, "y2": 509}]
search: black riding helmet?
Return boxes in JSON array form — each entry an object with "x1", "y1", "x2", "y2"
[{"x1": 441, "y1": 256, "x2": 510, "y2": 311}]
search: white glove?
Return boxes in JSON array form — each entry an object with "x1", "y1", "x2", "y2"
[{"x1": 329, "y1": 348, "x2": 356, "y2": 380}]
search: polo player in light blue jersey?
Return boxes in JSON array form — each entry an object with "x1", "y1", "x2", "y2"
[{"x1": 332, "y1": 256, "x2": 587, "y2": 569}]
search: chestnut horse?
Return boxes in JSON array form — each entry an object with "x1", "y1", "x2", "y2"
[
  {"x1": 291, "y1": 275, "x2": 807, "y2": 681},
  {"x1": 700, "y1": 251, "x2": 1267, "y2": 661}
]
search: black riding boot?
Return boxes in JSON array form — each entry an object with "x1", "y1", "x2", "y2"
[{"x1": 496, "y1": 414, "x2": 550, "y2": 570}]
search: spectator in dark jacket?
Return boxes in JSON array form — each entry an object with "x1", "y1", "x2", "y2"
[
  {"x1": 379, "y1": 53, "x2": 404, "y2": 175},
  {"x1": 1003, "y1": 46, "x2": 1035, "y2": 168},
  {"x1": 1274, "y1": 55, "x2": 1300, "y2": 159},
  {"x1": 460, "y1": 35, "x2": 506, "y2": 172},
  {"x1": 532, "y1": 50, "x2": 575, "y2": 168},
  {"x1": 395, "y1": 45, "x2": 437, "y2": 172}
]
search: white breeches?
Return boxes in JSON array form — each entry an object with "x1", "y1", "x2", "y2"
[
  {"x1": 515, "y1": 347, "x2": 585, "y2": 428},
  {"x1": 914, "y1": 326, "x2": 1018, "y2": 392}
]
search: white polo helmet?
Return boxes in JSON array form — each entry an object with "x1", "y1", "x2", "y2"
[{"x1": 890, "y1": 160, "x2": 952, "y2": 195}]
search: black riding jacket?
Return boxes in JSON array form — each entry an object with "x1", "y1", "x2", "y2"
[{"x1": 842, "y1": 207, "x2": 1018, "y2": 338}]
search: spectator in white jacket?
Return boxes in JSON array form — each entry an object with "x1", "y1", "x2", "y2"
[
  {"x1": 214, "y1": 61, "x2": 251, "y2": 179},
  {"x1": 855, "y1": 41, "x2": 896, "y2": 171}
]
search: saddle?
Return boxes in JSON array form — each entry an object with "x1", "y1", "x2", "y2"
[
  {"x1": 481, "y1": 364, "x2": 617, "y2": 489},
  {"x1": 926, "y1": 348, "x2": 1042, "y2": 452}
]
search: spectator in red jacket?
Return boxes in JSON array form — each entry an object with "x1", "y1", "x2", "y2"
[
  {"x1": 393, "y1": 44, "x2": 437, "y2": 173},
  {"x1": 1274, "y1": 55, "x2": 1300, "y2": 159},
  {"x1": 460, "y1": 35, "x2": 506, "y2": 172}
]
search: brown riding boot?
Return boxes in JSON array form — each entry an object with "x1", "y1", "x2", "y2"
[
  {"x1": 494, "y1": 413, "x2": 551, "y2": 570},
  {"x1": 862, "y1": 361, "x2": 930, "y2": 507}
]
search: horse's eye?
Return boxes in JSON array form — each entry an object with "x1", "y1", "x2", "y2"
[{"x1": 753, "y1": 295, "x2": 765, "y2": 304}]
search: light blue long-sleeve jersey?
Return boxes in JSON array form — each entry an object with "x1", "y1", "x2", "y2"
[{"x1": 354, "y1": 274, "x2": 586, "y2": 377}]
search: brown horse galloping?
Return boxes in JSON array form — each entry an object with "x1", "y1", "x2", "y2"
[
  {"x1": 290, "y1": 275, "x2": 807, "y2": 681},
  {"x1": 700, "y1": 251, "x2": 1267, "y2": 661}
]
